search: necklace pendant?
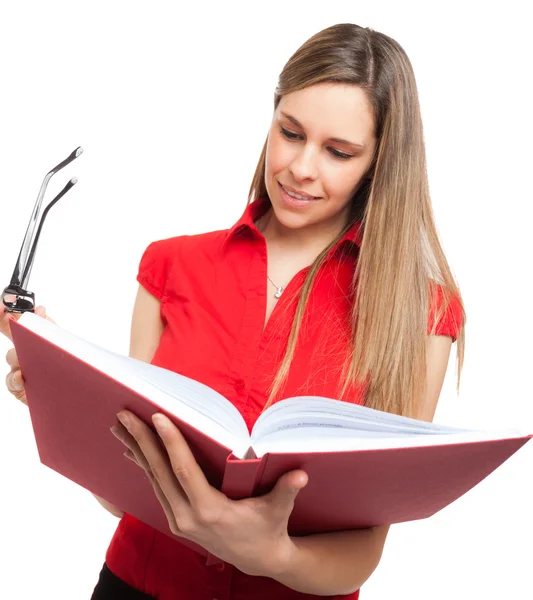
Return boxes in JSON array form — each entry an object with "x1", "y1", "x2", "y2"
[{"x1": 274, "y1": 287, "x2": 284, "y2": 299}]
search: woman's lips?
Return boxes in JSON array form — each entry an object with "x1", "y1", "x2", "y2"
[{"x1": 278, "y1": 182, "x2": 320, "y2": 207}]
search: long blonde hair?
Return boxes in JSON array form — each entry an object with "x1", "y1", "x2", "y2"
[{"x1": 249, "y1": 23, "x2": 465, "y2": 418}]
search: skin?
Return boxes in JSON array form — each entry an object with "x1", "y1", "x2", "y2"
[
  {"x1": 1, "y1": 82, "x2": 454, "y2": 595},
  {"x1": 261, "y1": 82, "x2": 376, "y2": 250}
]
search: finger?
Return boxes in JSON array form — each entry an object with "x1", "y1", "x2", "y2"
[
  {"x1": 6, "y1": 369, "x2": 24, "y2": 392},
  {"x1": 121, "y1": 442, "x2": 182, "y2": 536},
  {"x1": 266, "y1": 470, "x2": 308, "y2": 516},
  {"x1": 116, "y1": 412, "x2": 190, "y2": 510},
  {"x1": 112, "y1": 423, "x2": 183, "y2": 535},
  {"x1": 112, "y1": 421, "x2": 183, "y2": 523},
  {"x1": 111, "y1": 423, "x2": 152, "y2": 473},
  {"x1": 0, "y1": 304, "x2": 20, "y2": 342},
  {"x1": 5, "y1": 347, "x2": 19, "y2": 369},
  {"x1": 151, "y1": 413, "x2": 217, "y2": 509},
  {"x1": 5, "y1": 369, "x2": 27, "y2": 405},
  {"x1": 123, "y1": 449, "x2": 139, "y2": 464},
  {"x1": 35, "y1": 306, "x2": 56, "y2": 325},
  {"x1": 151, "y1": 472, "x2": 182, "y2": 536},
  {"x1": 116, "y1": 414, "x2": 190, "y2": 536},
  {"x1": 1, "y1": 304, "x2": 54, "y2": 343},
  {"x1": 113, "y1": 425, "x2": 162, "y2": 488}
]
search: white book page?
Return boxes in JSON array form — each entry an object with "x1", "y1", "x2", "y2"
[
  {"x1": 17, "y1": 312, "x2": 251, "y2": 457},
  {"x1": 251, "y1": 426, "x2": 525, "y2": 458},
  {"x1": 250, "y1": 396, "x2": 525, "y2": 457},
  {"x1": 251, "y1": 396, "x2": 472, "y2": 442},
  {"x1": 16, "y1": 314, "x2": 527, "y2": 460}
]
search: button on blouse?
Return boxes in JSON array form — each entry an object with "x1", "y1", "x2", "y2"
[{"x1": 104, "y1": 195, "x2": 462, "y2": 600}]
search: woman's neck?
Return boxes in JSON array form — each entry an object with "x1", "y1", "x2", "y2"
[{"x1": 256, "y1": 206, "x2": 348, "y2": 256}]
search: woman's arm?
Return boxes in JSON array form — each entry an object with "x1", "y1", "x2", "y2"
[
  {"x1": 111, "y1": 334, "x2": 455, "y2": 595},
  {"x1": 92, "y1": 284, "x2": 164, "y2": 517},
  {"x1": 416, "y1": 335, "x2": 454, "y2": 422},
  {"x1": 269, "y1": 335, "x2": 454, "y2": 595},
  {"x1": 128, "y1": 284, "x2": 166, "y2": 364},
  {"x1": 273, "y1": 525, "x2": 390, "y2": 595}
]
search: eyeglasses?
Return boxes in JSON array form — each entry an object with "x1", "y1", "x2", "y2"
[{"x1": 2, "y1": 147, "x2": 83, "y2": 313}]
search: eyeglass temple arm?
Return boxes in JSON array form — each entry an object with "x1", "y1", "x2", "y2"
[
  {"x1": 9, "y1": 146, "x2": 83, "y2": 290},
  {"x1": 21, "y1": 177, "x2": 78, "y2": 286}
]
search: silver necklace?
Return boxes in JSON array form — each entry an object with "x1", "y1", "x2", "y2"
[
  {"x1": 267, "y1": 275, "x2": 284, "y2": 299},
  {"x1": 256, "y1": 214, "x2": 284, "y2": 299}
]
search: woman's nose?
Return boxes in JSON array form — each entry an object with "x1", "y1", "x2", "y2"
[{"x1": 289, "y1": 145, "x2": 318, "y2": 182}]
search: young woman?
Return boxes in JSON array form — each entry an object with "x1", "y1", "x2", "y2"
[{"x1": 2, "y1": 22, "x2": 464, "y2": 599}]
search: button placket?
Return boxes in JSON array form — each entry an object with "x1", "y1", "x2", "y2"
[
  {"x1": 206, "y1": 560, "x2": 232, "y2": 600},
  {"x1": 227, "y1": 246, "x2": 265, "y2": 410}
]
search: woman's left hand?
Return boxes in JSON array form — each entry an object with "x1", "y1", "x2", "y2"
[{"x1": 110, "y1": 411, "x2": 308, "y2": 577}]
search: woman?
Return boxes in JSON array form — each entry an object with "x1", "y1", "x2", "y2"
[{"x1": 2, "y1": 22, "x2": 464, "y2": 599}]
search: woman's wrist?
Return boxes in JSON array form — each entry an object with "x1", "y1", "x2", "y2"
[
  {"x1": 233, "y1": 535, "x2": 300, "y2": 579},
  {"x1": 257, "y1": 535, "x2": 302, "y2": 580}
]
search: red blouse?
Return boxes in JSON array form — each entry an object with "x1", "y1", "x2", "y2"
[{"x1": 105, "y1": 195, "x2": 462, "y2": 599}]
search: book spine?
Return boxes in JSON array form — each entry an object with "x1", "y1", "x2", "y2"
[
  {"x1": 205, "y1": 453, "x2": 267, "y2": 566},
  {"x1": 220, "y1": 453, "x2": 266, "y2": 500}
]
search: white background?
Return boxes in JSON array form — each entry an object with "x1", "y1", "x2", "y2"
[{"x1": 1, "y1": 1, "x2": 531, "y2": 598}]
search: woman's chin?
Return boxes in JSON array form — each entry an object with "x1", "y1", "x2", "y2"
[{"x1": 269, "y1": 205, "x2": 315, "y2": 231}]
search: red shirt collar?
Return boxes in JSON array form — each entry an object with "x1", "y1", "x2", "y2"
[{"x1": 222, "y1": 196, "x2": 363, "y2": 257}]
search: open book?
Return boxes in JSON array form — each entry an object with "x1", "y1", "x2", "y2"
[{"x1": 9, "y1": 311, "x2": 531, "y2": 554}]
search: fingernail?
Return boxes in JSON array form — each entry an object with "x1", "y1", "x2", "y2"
[
  {"x1": 117, "y1": 412, "x2": 131, "y2": 431},
  {"x1": 12, "y1": 373, "x2": 23, "y2": 391},
  {"x1": 123, "y1": 450, "x2": 137, "y2": 463},
  {"x1": 110, "y1": 425, "x2": 122, "y2": 440},
  {"x1": 152, "y1": 414, "x2": 167, "y2": 432}
]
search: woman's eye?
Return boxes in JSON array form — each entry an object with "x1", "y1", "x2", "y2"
[
  {"x1": 280, "y1": 127, "x2": 302, "y2": 140},
  {"x1": 280, "y1": 126, "x2": 353, "y2": 160},
  {"x1": 329, "y1": 148, "x2": 353, "y2": 160}
]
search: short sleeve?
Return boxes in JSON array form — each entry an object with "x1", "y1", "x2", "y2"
[
  {"x1": 136, "y1": 239, "x2": 175, "y2": 301},
  {"x1": 427, "y1": 283, "x2": 464, "y2": 342}
]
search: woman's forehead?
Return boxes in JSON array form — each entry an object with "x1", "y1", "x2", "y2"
[{"x1": 277, "y1": 83, "x2": 375, "y2": 143}]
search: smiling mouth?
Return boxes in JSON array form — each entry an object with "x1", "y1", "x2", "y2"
[{"x1": 278, "y1": 182, "x2": 320, "y2": 201}]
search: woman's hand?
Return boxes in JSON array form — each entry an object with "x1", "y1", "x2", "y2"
[
  {"x1": 1, "y1": 304, "x2": 54, "y2": 405},
  {"x1": 111, "y1": 411, "x2": 308, "y2": 577}
]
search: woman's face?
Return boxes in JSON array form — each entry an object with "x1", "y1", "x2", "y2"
[{"x1": 265, "y1": 82, "x2": 377, "y2": 235}]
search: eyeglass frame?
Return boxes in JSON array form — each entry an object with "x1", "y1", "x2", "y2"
[{"x1": 2, "y1": 147, "x2": 83, "y2": 314}]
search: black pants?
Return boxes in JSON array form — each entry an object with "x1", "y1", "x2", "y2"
[{"x1": 91, "y1": 563, "x2": 154, "y2": 599}]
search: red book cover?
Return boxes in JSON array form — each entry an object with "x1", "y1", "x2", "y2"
[{"x1": 9, "y1": 315, "x2": 532, "y2": 558}]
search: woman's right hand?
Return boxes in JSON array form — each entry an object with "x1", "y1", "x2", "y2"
[{"x1": 1, "y1": 304, "x2": 55, "y2": 406}]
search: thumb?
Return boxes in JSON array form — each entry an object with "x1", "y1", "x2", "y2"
[
  {"x1": 35, "y1": 306, "x2": 47, "y2": 318},
  {"x1": 35, "y1": 306, "x2": 56, "y2": 325},
  {"x1": 269, "y1": 470, "x2": 308, "y2": 511}
]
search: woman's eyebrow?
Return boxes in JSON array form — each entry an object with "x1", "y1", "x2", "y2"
[{"x1": 280, "y1": 111, "x2": 365, "y2": 149}]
